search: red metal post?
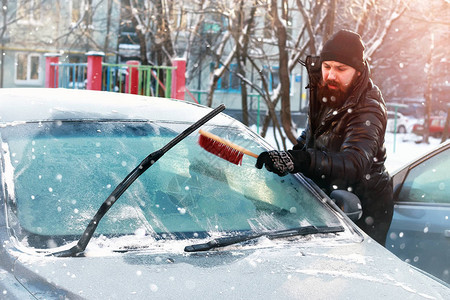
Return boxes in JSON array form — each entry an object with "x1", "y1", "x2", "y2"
[
  {"x1": 126, "y1": 60, "x2": 140, "y2": 94},
  {"x1": 44, "y1": 53, "x2": 61, "y2": 88},
  {"x1": 86, "y1": 51, "x2": 105, "y2": 91},
  {"x1": 172, "y1": 58, "x2": 186, "y2": 100}
]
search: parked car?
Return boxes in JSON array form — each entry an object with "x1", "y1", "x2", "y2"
[
  {"x1": 386, "y1": 111, "x2": 412, "y2": 133},
  {"x1": 386, "y1": 140, "x2": 450, "y2": 284},
  {"x1": 412, "y1": 116, "x2": 446, "y2": 138},
  {"x1": 1, "y1": 88, "x2": 449, "y2": 299},
  {"x1": 387, "y1": 102, "x2": 425, "y2": 119}
]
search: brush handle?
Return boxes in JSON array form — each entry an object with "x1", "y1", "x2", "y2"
[
  {"x1": 199, "y1": 129, "x2": 259, "y2": 158},
  {"x1": 161, "y1": 105, "x2": 226, "y2": 153}
]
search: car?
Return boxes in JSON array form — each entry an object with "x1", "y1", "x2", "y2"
[
  {"x1": 386, "y1": 111, "x2": 412, "y2": 134},
  {"x1": 1, "y1": 88, "x2": 449, "y2": 299},
  {"x1": 386, "y1": 140, "x2": 450, "y2": 284},
  {"x1": 412, "y1": 116, "x2": 446, "y2": 138},
  {"x1": 387, "y1": 102, "x2": 425, "y2": 119}
]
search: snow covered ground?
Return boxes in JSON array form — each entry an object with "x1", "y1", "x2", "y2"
[
  {"x1": 383, "y1": 132, "x2": 444, "y2": 173},
  {"x1": 251, "y1": 125, "x2": 445, "y2": 174}
]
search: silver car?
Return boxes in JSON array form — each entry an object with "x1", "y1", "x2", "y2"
[{"x1": 1, "y1": 88, "x2": 449, "y2": 299}]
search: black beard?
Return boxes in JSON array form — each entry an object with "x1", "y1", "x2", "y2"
[
  {"x1": 317, "y1": 85, "x2": 350, "y2": 109},
  {"x1": 317, "y1": 72, "x2": 360, "y2": 109}
]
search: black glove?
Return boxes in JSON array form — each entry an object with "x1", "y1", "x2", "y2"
[
  {"x1": 292, "y1": 141, "x2": 305, "y2": 151},
  {"x1": 255, "y1": 150, "x2": 295, "y2": 176},
  {"x1": 255, "y1": 150, "x2": 311, "y2": 177}
]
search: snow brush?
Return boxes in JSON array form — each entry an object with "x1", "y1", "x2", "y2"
[{"x1": 198, "y1": 129, "x2": 258, "y2": 165}]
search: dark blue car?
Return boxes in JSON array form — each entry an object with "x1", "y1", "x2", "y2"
[{"x1": 386, "y1": 140, "x2": 450, "y2": 284}]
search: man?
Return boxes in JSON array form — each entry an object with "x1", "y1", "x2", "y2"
[{"x1": 255, "y1": 29, "x2": 393, "y2": 246}]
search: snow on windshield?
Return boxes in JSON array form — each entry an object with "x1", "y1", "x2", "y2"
[{"x1": 1, "y1": 121, "x2": 342, "y2": 250}]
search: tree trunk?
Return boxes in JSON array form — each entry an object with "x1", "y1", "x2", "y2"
[
  {"x1": 238, "y1": 60, "x2": 249, "y2": 125},
  {"x1": 0, "y1": 0, "x2": 8, "y2": 88},
  {"x1": 355, "y1": 0, "x2": 373, "y2": 35},
  {"x1": 206, "y1": 69, "x2": 221, "y2": 107},
  {"x1": 441, "y1": 106, "x2": 450, "y2": 143},
  {"x1": 324, "y1": 0, "x2": 336, "y2": 40},
  {"x1": 206, "y1": 33, "x2": 234, "y2": 107},
  {"x1": 103, "y1": 0, "x2": 113, "y2": 53},
  {"x1": 422, "y1": 35, "x2": 434, "y2": 144},
  {"x1": 272, "y1": 0, "x2": 297, "y2": 144},
  {"x1": 126, "y1": 0, "x2": 149, "y2": 65}
]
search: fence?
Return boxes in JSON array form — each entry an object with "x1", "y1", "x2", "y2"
[
  {"x1": 57, "y1": 63, "x2": 87, "y2": 89},
  {"x1": 44, "y1": 52, "x2": 185, "y2": 100},
  {"x1": 102, "y1": 63, "x2": 174, "y2": 97}
]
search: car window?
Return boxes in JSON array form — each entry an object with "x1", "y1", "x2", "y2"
[
  {"x1": 397, "y1": 147, "x2": 450, "y2": 204},
  {"x1": 1, "y1": 121, "x2": 341, "y2": 249}
]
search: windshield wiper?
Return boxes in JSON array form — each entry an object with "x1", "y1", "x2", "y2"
[
  {"x1": 184, "y1": 225, "x2": 344, "y2": 252},
  {"x1": 51, "y1": 104, "x2": 226, "y2": 258}
]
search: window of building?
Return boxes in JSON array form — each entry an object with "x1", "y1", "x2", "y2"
[
  {"x1": 15, "y1": 53, "x2": 41, "y2": 85},
  {"x1": 217, "y1": 64, "x2": 240, "y2": 92},
  {"x1": 262, "y1": 66, "x2": 280, "y2": 92}
]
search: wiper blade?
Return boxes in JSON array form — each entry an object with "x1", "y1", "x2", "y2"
[
  {"x1": 268, "y1": 225, "x2": 344, "y2": 239},
  {"x1": 184, "y1": 225, "x2": 344, "y2": 252},
  {"x1": 184, "y1": 232, "x2": 264, "y2": 252},
  {"x1": 50, "y1": 104, "x2": 226, "y2": 258}
]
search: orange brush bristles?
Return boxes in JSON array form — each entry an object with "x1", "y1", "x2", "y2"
[{"x1": 198, "y1": 133, "x2": 245, "y2": 165}]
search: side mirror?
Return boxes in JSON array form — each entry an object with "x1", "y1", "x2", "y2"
[{"x1": 330, "y1": 190, "x2": 363, "y2": 222}]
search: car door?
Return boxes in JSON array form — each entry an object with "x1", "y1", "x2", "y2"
[{"x1": 386, "y1": 143, "x2": 450, "y2": 283}]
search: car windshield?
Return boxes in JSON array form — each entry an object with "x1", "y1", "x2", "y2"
[{"x1": 1, "y1": 120, "x2": 342, "y2": 250}]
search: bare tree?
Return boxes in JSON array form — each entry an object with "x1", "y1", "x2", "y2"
[
  {"x1": 203, "y1": 1, "x2": 235, "y2": 107},
  {"x1": 271, "y1": 0, "x2": 296, "y2": 143},
  {"x1": 0, "y1": 0, "x2": 42, "y2": 87},
  {"x1": 122, "y1": 0, "x2": 175, "y2": 66},
  {"x1": 257, "y1": 0, "x2": 329, "y2": 145},
  {"x1": 25, "y1": 0, "x2": 121, "y2": 55},
  {"x1": 370, "y1": 0, "x2": 449, "y2": 146},
  {"x1": 1, "y1": 0, "x2": 12, "y2": 87},
  {"x1": 422, "y1": 33, "x2": 435, "y2": 144},
  {"x1": 229, "y1": 0, "x2": 258, "y2": 125}
]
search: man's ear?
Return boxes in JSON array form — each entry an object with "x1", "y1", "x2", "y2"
[{"x1": 357, "y1": 71, "x2": 361, "y2": 77}]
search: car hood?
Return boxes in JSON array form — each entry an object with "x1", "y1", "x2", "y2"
[{"x1": 12, "y1": 239, "x2": 450, "y2": 299}]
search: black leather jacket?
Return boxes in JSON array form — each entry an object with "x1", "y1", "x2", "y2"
[{"x1": 295, "y1": 56, "x2": 391, "y2": 202}]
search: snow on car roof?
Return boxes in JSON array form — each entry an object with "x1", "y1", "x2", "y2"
[{"x1": 0, "y1": 88, "x2": 242, "y2": 129}]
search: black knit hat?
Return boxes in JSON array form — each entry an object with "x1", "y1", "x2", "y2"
[{"x1": 320, "y1": 29, "x2": 365, "y2": 72}]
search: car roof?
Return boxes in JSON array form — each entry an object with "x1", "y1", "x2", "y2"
[
  {"x1": 387, "y1": 110, "x2": 405, "y2": 116},
  {"x1": 393, "y1": 139, "x2": 450, "y2": 176},
  {"x1": 0, "y1": 88, "x2": 240, "y2": 128}
]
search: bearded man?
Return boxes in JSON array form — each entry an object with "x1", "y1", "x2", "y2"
[{"x1": 255, "y1": 29, "x2": 393, "y2": 246}]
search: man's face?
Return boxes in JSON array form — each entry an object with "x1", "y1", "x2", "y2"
[
  {"x1": 318, "y1": 60, "x2": 361, "y2": 107},
  {"x1": 321, "y1": 61, "x2": 360, "y2": 93}
]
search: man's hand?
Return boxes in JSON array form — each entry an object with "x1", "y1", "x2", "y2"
[{"x1": 255, "y1": 150, "x2": 295, "y2": 176}]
